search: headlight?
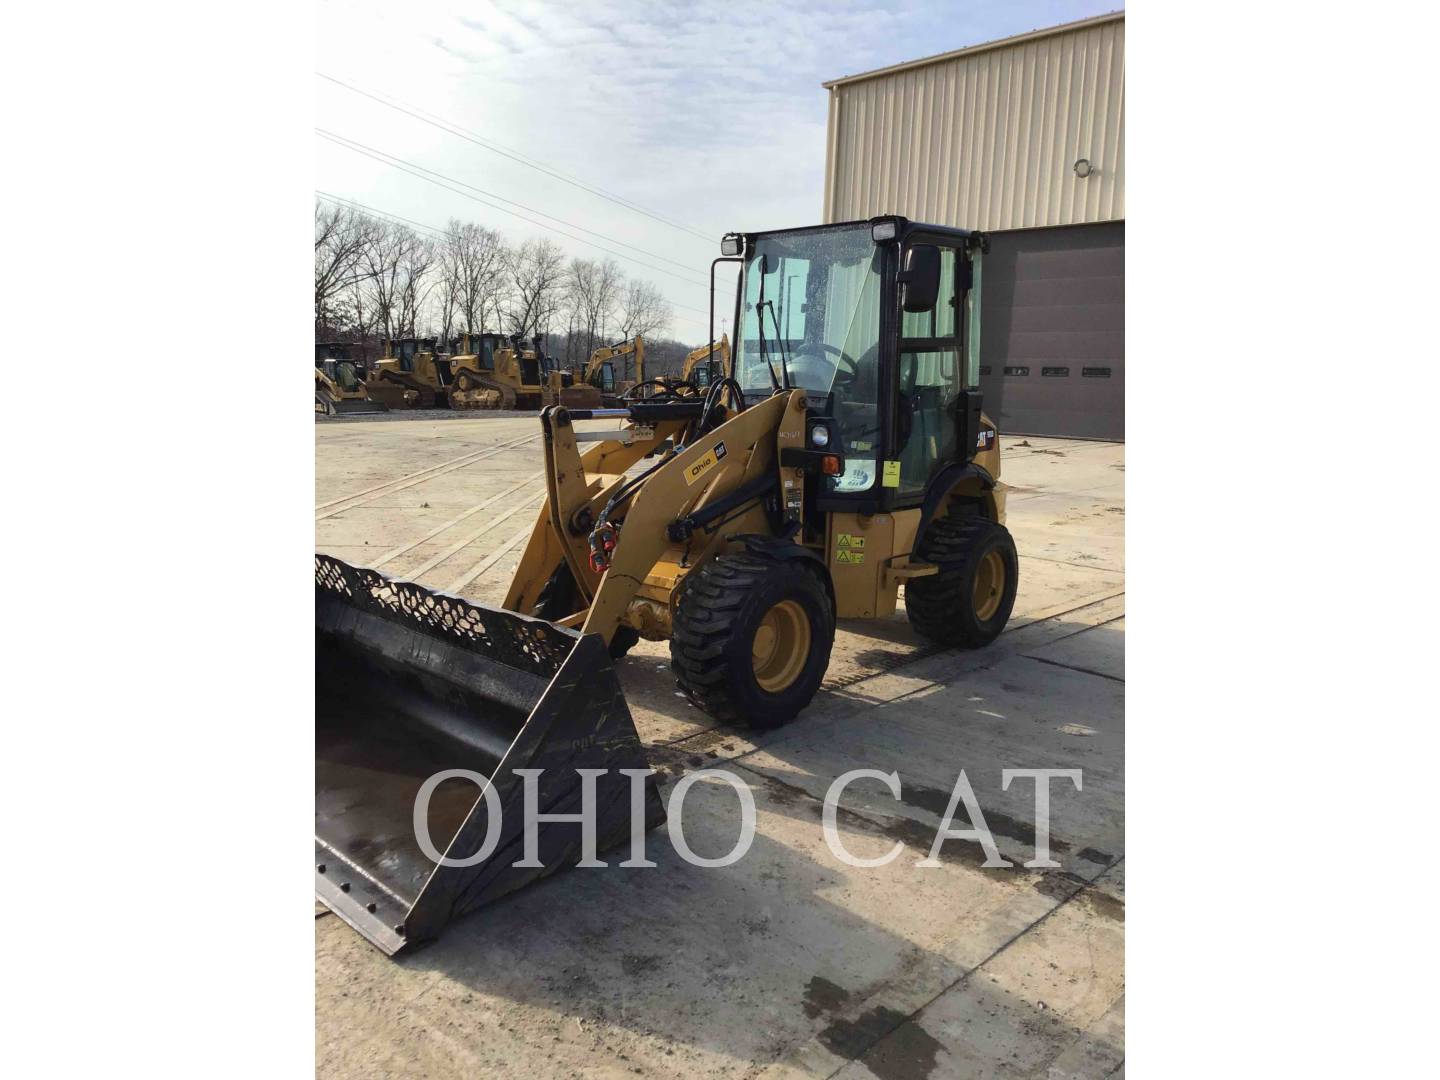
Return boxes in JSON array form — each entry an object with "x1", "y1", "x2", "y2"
[{"x1": 810, "y1": 424, "x2": 830, "y2": 448}]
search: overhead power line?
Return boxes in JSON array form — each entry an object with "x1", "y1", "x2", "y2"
[
  {"x1": 314, "y1": 190, "x2": 713, "y2": 319},
  {"x1": 316, "y1": 72, "x2": 717, "y2": 242},
  {"x1": 317, "y1": 128, "x2": 703, "y2": 276},
  {"x1": 315, "y1": 190, "x2": 446, "y2": 238},
  {"x1": 316, "y1": 129, "x2": 713, "y2": 291}
]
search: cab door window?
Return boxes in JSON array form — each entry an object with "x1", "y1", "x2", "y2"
[{"x1": 896, "y1": 245, "x2": 963, "y2": 500}]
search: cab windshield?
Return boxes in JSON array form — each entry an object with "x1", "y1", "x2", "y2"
[{"x1": 734, "y1": 225, "x2": 882, "y2": 493}]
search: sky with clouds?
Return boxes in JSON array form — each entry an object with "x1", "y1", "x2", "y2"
[{"x1": 316, "y1": 0, "x2": 1120, "y2": 342}]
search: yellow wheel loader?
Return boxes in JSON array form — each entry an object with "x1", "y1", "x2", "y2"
[
  {"x1": 317, "y1": 217, "x2": 1016, "y2": 953},
  {"x1": 449, "y1": 332, "x2": 556, "y2": 410},
  {"x1": 314, "y1": 343, "x2": 387, "y2": 415},
  {"x1": 365, "y1": 338, "x2": 454, "y2": 409}
]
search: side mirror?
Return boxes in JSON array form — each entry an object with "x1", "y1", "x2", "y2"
[{"x1": 900, "y1": 244, "x2": 941, "y2": 313}]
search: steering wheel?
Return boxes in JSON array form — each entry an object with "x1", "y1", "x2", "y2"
[{"x1": 785, "y1": 341, "x2": 858, "y2": 393}]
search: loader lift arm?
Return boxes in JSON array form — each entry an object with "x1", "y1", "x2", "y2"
[{"x1": 503, "y1": 392, "x2": 805, "y2": 646}]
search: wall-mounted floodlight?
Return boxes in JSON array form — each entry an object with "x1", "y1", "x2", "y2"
[{"x1": 1073, "y1": 158, "x2": 1094, "y2": 178}]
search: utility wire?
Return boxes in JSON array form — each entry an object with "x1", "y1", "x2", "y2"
[
  {"x1": 317, "y1": 128, "x2": 703, "y2": 276},
  {"x1": 314, "y1": 190, "x2": 713, "y2": 318},
  {"x1": 316, "y1": 190, "x2": 446, "y2": 238},
  {"x1": 316, "y1": 72, "x2": 716, "y2": 242},
  {"x1": 317, "y1": 129, "x2": 712, "y2": 290}
]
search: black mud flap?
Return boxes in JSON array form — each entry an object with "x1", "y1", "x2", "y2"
[{"x1": 315, "y1": 554, "x2": 665, "y2": 956}]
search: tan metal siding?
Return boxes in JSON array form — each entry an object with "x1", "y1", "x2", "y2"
[{"x1": 824, "y1": 17, "x2": 1124, "y2": 230}]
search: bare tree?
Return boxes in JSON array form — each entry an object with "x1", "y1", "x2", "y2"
[
  {"x1": 617, "y1": 278, "x2": 673, "y2": 341},
  {"x1": 314, "y1": 202, "x2": 376, "y2": 335},
  {"x1": 441, "y1": 219, "x2": 509, "y2": 337},
  {"x1": 504, "y1": 238, "x2": 567, "y2": 337},
  {"x1": 396, "y1": 234, "x2": 437, "y2": 339},
  {"x1": 434, "y1": 226, "x2": 463, "y2": 348},
  {"x1": 362, "y1": 221, "x2": 430, "y2": 346},
  {"x1": 565, "y1": 256, "x2": 625, "y2": 361},
  {"x1": 347, "y1": 277, "x2": 375, "y2": 360}
]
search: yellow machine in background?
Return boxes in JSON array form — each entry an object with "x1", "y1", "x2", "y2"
[
  {"x1": 672, "y1": 335, "x2": 730, "y2": 394},
  {"x1": 449, "y1": 332, "x2": 558, "y2": 410},
  {"x1": 619, "y1": 335, "x2": 730, "y2": 402},
  {"x1": 316, "y1": 216, "x2": 1015, "y2": 954},
  {"x1": 541, "y1": 366, "x2": 600, "y2": 409},
  {"x1": 314, "y1": 342, "x2": 386, "y2": 415},
  {"x1": 581, "y1": 336, "x2": 644, "y2": 406},
  {"x1": 365, "y1": 338, "x2": 453, "y2": 409}
]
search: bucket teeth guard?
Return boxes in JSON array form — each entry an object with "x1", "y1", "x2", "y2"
[{"x1": 316, "y1": 554, "x2": 664, "y2": 955}]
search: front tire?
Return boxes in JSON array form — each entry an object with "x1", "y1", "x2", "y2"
[
  {"x1": 905, "y1": 516, "x2": 1018, "y2": 648},
  {"x1": 671, "y1": 552, "x2": 834, "y2": 729}
]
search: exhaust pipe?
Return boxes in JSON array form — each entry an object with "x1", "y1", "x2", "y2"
[{"x1": 315, "y1": 554, "x2": 664, "y2": 955}]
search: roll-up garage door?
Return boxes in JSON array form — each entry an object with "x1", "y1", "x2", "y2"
[{"x1": 977, "y1": 222, "x2": 1124, "y2": 440}]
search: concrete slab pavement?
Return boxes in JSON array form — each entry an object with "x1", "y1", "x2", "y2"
[{"x1": 315, "y1": 417, "x2": 1125, "y2": 1077}]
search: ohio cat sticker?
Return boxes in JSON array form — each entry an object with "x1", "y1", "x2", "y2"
[{"x1": 684, "y1": 441, "x2": 727, "y2": 486}]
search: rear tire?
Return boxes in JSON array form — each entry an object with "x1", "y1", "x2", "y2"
[
  {"x1": 905, "y1": 516, "x2": 1018, "y2": 648},
  {"x1": 671, "y1": 552, "x2": 834, "y2": 729}
]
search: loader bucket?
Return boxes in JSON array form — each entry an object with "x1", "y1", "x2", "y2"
[{"x1": 315, "y1": 554, "x2": 665, "y2": 955}]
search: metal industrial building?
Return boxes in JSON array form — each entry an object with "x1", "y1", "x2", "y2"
[{"x1": 822, "y1": 10, "x2": 1125, "y2": 439}]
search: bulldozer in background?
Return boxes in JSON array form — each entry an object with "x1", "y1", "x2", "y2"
[
  {"x1": 449, "y1": 332, "x2": 559, "y2": 410},
  {"x1": 314, "y1": 342, "x2": 387, "y2": 415},
  {"x1": 541, "y1": 363, "x2": 600, "y2": 409},
  {"x1": 317, "y1": 216, "x2": 1016, "y2": 954},
  {"x1": 365, "y1": 338, "x2": 454, "y2": 409}
]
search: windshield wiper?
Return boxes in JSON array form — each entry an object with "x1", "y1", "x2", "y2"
[
  {"x1": 754, "y1": 255, "x2": 782, "y2": 394},
  {"x1": 762, "y1": 299, "x2": 791, "y2": 390}
]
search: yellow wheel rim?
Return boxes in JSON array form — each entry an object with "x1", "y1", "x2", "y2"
[
  {"x1": 973, "y1": 550, "x2": 1006, "y2": 622},
  {"x1": 751, "y1": 599, "x2": 811, "y2": 693}
]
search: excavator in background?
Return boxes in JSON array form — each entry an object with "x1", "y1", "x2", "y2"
[
  {"x1": 626, "y1": 335, "x2": 731, "y2": 400},
  {"x1": 317, "y1": 216, "x2": 1016, "y2": 955},
  {"x1": 581, "y1": 335, "x2": 644, "y2": 406},
  {"x1": 449, "y1": 332, "x2": 559, "y2": 410},
  {"x1": 314, "y1": 342, "x2": 386, "y2": 415},
  {"x1": 365, "y1": 338, "x2": 453, "y2": 409},
  {"x1": 680, "y1": 334, "x2": 729, "y2": 391}
]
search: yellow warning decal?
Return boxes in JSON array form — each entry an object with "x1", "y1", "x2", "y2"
[
  {"x1": 836, "y1": 549, "x2": 866, "y2": 565},
  {"x1": 836, "y1": 533, "x2": 866, "y2": 550},
  {"x1": 684, "y1": 447, "x2": 720, "y2": 486},
  {"x1": 882, "y1": 460, "x2": 901, "y2": 487}
]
